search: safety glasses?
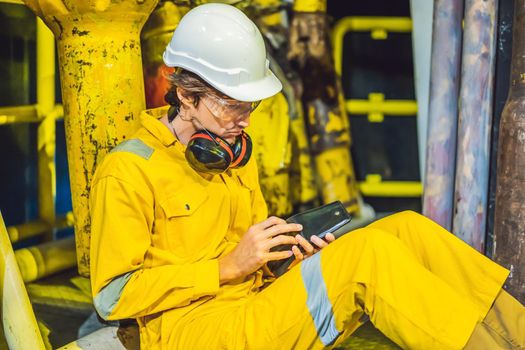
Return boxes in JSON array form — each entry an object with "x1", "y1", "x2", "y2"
[{"x1": 201, "y1": 94, "x2": 261, "y2": 122}]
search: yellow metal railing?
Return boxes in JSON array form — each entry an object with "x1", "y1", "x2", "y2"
[
  {"x1": 359, "y1": 175, "x2": 422, "y2": 197},
  {"x1": 332, "y1": 16, "x2": 422, "y2": 198},
  {"x1": 347, "y1": 93, "x2": 418, "y2": 123},
  {"x1": 0, "y1": 12, "x2": 76, "y2": 276},
  {"x1": 332, "y1": 17, "x2": 413, "y2": 76}
]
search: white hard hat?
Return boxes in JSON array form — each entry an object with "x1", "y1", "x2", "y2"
[{"x1": 163, "y1": 3, "x2": 282, "y2": 102}]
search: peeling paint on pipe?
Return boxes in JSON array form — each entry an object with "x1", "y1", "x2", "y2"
[
  {"x1": 423, "y1": 0, "x2": 464, "y2": 230},
  {"x1": 23, "y1": 0, "x2": 159, "y2": 276},
  {"x1": 453, "y1": 0, "x2": 498, "y2": 252}
]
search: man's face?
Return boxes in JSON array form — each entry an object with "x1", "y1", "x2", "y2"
[{"x1": 189, "y1": 93, "x2": 259, "y2": 144}]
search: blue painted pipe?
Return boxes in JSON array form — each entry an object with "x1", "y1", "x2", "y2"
[
  {"x1": 453, "y1": 0, "x2": 498, "y2": 252},
  {"x1": 423, "y1": 0, "x2": 464, "y2": 231}
]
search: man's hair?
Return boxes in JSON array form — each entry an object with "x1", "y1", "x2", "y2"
[{"x1": 164, "y1": 69, "x2": 216, "y2": 122}]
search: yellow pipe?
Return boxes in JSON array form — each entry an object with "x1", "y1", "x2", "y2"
[
  {"x1": 333, "y1": 17, "x2": 412, "y2": 75},
  {"x1": 0, "y1": 105, "x2": 39, "y2": 124},
  {"x1": 0, "y1": 212, "x2": 46, "y2": 349},
  {"x1": 0, "y1": 104, "x2": 63, "y2": 124},
  {"x1": 37, "y1": 17, "x2": 57, "y2": 241},
  {"x1": 14, "y1": 236, "x2": 77, "y2": 283},
  {"x1": 7, "y1": 212, "x2": 74, "y2": 243},
  {"x1": 24, "y1": 0, "x2": 159, "y2": 276},
  {"x1": 7, "y1": 221, "x2": 50, "y2": 243}
]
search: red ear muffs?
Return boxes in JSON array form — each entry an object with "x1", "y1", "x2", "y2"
[
  {"x1": 230, "y1": 131, "x2": 252, "y2": 168},
  {"x1": 185, "y1": 130, "x2": 252, "y2": 174}
]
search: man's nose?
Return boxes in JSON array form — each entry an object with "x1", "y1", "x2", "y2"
[{"x1": 237, "y1": 115, "x2": 250, "y2": 128}]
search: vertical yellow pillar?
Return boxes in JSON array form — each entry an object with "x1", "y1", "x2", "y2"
[{"x1": 23, "y1": 0, "x2": 159, "y2": 276}]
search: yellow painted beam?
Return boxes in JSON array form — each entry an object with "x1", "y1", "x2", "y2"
[
  {"x1": 0, "y1": 105, "x2": 63, "y2": 124},
  {"x1": 0, "y1": 211, "x2": 46, "y2": 350},
  {"x1": 359, "y1": 175, "x2": 422, "y2": 197},
  {"x1": 332, "y1": 16, "x2": 412, "y2": 75},
  {"x1": 0, "y1": 105, "x2": 39, "y2": 124},
  {"x1": 346, "y1": 93, "x2": 418, "y2": 122}
]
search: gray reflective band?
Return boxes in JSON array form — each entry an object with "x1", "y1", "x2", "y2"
[
  {"x1": 94, "y1": 271, "x2": 135, "y2": 319},
  {"x1": 301, "y1": 253, "x2": 340, "y2": 346},
  {"x1": 110, "y1": 139, "x2": 154, "y2": 160}
]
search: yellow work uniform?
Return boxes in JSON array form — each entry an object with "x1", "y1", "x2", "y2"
[{"x1": 90, "y1": 106, "x2": 509, "y2": 349}]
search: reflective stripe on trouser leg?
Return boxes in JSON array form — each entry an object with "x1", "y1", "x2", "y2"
[{"x1": 301, "y1": 252, "x2": 340, "y2": 346}]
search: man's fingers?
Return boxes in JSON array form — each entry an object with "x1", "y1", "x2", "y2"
[
  {"x1": 267, "y1": 250, "x2": 293, "y2": 262},
  {"x1": 292, "y1": 245, "x2": 304, "y2": 261},
  {"x1": 255, "y1": 216, "x2": 287, "y2": 230},
  {"x1": 264, "y1": 223, "x2": 303, "y2": 238},
  {"x1": 311, "y1": 235, "x2": 328, "y2": 248},
  {"x1": 325, "y1": 233, "x2": 336, "y2": 242},
  {"x1": 296, "y1": 234, "x2": 315, "y2": 254},
  {"x1": 267, "y1": 234, "x2": 297, "y2": 249}
]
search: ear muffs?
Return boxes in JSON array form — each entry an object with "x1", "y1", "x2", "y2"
[{"x1": 185, "y1": 130, "x2": 252, "y2": 174}]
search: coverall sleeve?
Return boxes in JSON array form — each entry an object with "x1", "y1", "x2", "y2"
[{"x1": 90, "y1": 175, "x2": 219, "y2": 321}]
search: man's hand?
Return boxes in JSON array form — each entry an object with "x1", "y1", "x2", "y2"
[
  {"x1": 289, "y1": 233, "x2": 336, "y2": 269},
  {"x1": 218, "y1": 217, "x2": 302, "y2": 284}
]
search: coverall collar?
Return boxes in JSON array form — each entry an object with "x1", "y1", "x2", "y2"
[{"x1": 140, "y1": 106, "x2": 179, "y2": 148}]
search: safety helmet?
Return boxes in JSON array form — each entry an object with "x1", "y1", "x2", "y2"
[{"x1": 163, "y1": 3, "x2": 282, "y2": 102}]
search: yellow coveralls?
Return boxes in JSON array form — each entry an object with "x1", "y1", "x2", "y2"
[{"x1": 90, "y1": 106, "x2": 509, "y2": 350}]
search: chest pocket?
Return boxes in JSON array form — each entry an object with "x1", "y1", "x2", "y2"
[{"x1": 159, "y1": 184, "x2": 209, "y2": 254}]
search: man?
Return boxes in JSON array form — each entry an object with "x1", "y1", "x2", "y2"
[{"x1": 89, "y1": 3, "x2": 524, "y2": 349}]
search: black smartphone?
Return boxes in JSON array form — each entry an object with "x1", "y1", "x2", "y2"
[{"x1": 266, "y1": 201, "x2": 352, "y2": 277}]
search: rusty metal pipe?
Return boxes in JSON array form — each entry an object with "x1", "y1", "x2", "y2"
[{"x1": 493, "y1": 0, "x2": 525, "y2": 304}]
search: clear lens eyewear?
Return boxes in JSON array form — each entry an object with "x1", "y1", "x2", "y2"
[{"x1": 201, "y1": 94, "x2": 261, "y2": 122}]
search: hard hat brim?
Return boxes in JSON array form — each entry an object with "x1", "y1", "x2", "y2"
[{"x1": 211, "y1": 70, "x2": 283, "y2": 102}]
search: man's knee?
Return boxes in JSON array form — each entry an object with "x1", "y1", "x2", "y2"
[
  {"x1": 389, "y1": 210, "x2": 423, "y2": 222},
  {"x1": 335, "y1": 227, "x2": 397, "y2": 251}
]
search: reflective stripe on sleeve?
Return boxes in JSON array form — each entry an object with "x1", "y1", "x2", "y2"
[
  {"x1": 301, "y1": 252, "x2": 340, "y2": 346},
  {"x1": 94, "y1": 271, "x2": 135, "y2": 319}
]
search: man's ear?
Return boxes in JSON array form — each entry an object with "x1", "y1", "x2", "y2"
[{"x1": 176, "y1": 87, "x2": 195, "y2": 109}]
